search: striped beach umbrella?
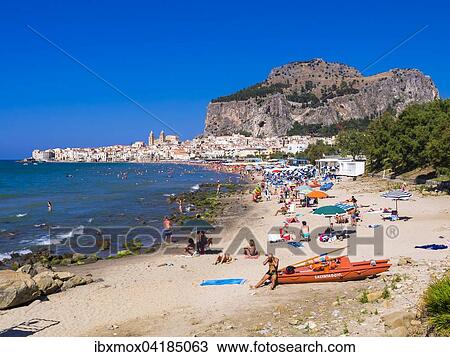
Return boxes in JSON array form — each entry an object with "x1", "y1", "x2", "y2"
[
  {"x1": 335, "y1": 203, "x2": 354, "y2": 211},
  {"x1": 381, "y1": 190, "x2": 412, "y2": 213}
]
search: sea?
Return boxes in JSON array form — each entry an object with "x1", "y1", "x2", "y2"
[{"x1": 0, "y1": 160, "x2": 239, "y2": 260}]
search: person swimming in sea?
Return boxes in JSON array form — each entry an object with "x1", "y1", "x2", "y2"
[{"x1": 47, "y1": 201, "x2": 53, "y2": 212}]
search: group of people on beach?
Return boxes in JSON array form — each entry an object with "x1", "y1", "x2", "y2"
[{"x1": 159, "y1": 162, "x2": 358, "y2": 291}]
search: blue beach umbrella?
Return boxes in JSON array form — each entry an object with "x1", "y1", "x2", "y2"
[{"x1": 320, "y1": 182, "x2": 333, "y2": 191}]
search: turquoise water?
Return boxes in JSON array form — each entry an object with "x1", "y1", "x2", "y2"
[{"x1": 0, "y1": 160, "x2": 237, "y2": 259}]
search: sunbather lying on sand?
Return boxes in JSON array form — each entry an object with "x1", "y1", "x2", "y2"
[
  {"x1": 275, "y1": 203, "x2": 288, "y2": 216},
  {"x1": 214, "y1": 253, "x2": 234, "y2": 264}
]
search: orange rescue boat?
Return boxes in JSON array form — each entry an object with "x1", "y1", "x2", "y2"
[{"x1": 278, "y1": 256, "x2": 391, "y2": 284}]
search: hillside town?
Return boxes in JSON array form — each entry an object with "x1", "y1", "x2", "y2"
[{"x1": 31, "y1": 131, "x2": 334, "y2": 162}]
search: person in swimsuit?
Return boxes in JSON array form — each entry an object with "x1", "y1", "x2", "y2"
[
  {"x1": 301, "y1": 221, "x2": 310, "y2": 241},
  {"x1": 243, "y1": 239, "x2": 259, "y2": 257},
  {"x1": 185, "y1": 238, "x2": 196, "y2": 255},
  {"x1": 162, "y1": 216, "x2": 172, "y2": 243},
  {"x1": 252, "y1": 253, "x2": 279, "y2": 290}
]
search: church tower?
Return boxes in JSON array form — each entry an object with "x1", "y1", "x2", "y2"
[
  {"x1": 158, "y1": 130, "x2": 165, "y2": 144},
  {"x1": 148, "y1": 130, "x2": 155, "y2": 146}
]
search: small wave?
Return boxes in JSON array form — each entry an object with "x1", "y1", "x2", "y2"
[
  {"x1": 0, "y1": 249, "x2": 32, "y2": 262},
  {"x1": 163, "y1": 193, "x2": 175, "y2": 197},
  {"x1": 16, "y1": 213, "x2": 28, "y2": 218},
  {"x1": 56, "y1": 230, "x2": 75, "y2": 239},
  {"x1": 34, "y1": 223, "x2": 48, "y2": 228},
  {"x1": 34, "y1": 234, "x2": 63, "y2": 246},
  {"x1": 191, "y1": 184, "x2": 200, "y2": 191}
]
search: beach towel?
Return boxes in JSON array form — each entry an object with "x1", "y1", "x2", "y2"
[
  {"x1": 287, "y1": 241, "x2": 304, "y2": 248},
  {"x1": 414, "y1": 244, "x2": 448, "y2": 250},
  {"x1": 268, "y1": 233, "x2": 283, "y2": 243},
  {"x1": 200, "y1": 278, "x2": 246, "y2": 286}
]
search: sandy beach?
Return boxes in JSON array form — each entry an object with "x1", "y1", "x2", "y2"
[{"x1": 0, "y1": 176, "x2": 449, "y2": 337}]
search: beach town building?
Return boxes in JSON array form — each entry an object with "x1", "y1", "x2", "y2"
[{"x1": 30, "y1": 130, "x2": 334, "y2": 163}]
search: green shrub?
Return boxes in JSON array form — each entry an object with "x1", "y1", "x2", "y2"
[
  {"x1": 382, "y1": 286, "x2": 391, "y2": 299},
  {"x1": 359, "y1": 290, "x2": 369, "y2": 304},
  {"x1": 423, "y1": 275, "x2": 450, "y2": 336}
]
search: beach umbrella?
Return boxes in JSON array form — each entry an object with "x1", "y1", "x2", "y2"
[
  {"x1": 295, "y1": 185, "x2": 312, "y2": 194},
  {"x1": 381, "y1": 190, "x2": 411, "y2": 213},
  {"x1": 320, "y1": 182, "x2": 333, "y2": 191},
  {"x1": 313, "y1": 205, "x2": 347, "y2": 228},
  {"x1": 313, "y1": 205, "x2": 346, "y2": 217},
  {"x1": 183, "y1": 219, "x2": 215, "y2": 231},
  {"x1": 335, "y1": 203, "x2": 354, "y2": 212},
  {"x1": 307, "y1": 190, "x2": 329, "y2": 199}
]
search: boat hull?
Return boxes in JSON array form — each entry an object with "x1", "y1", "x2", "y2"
[{"x1": 278, "y1": 259, "x2": 391, "y2": 284}]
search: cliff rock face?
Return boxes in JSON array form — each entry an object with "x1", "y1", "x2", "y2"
[{"x1": 204, "y1": 59, "x2": 439, "y2": 136}]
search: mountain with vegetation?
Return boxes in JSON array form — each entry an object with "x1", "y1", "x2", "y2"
[{"x1": 204, "y1": 59, "x2": 439, "y2": 137}]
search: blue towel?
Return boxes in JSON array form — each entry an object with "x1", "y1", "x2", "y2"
[
  {"x1": 200, "y1": 278, "x2": 246, "y2": 286},
  {"x1": 415, "y1": 244, "x2": 448, "y2": 250},
  {"x1": 287, "y1": 241, "x2": 304, "y2": 248}
]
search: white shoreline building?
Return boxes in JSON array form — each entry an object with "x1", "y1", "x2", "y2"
[{"x1": 31, "y1": 131, "x2": 335, "y2": 163}]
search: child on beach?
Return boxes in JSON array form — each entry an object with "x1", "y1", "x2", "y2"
[
  {"x1": 185, "y1": 238, "x2": 196, "y2": 255},
  {"x1": 301, "y1": 221, "x2": 311, "y2": 241}
]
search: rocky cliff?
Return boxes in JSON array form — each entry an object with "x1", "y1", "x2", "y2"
[{"x1": 204, "y1": 59, "x2": 439, "y2": 136}]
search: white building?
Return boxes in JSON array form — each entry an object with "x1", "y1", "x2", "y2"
[{"x1": 317, "y1": 157, "x2": 366, "y2": 177}]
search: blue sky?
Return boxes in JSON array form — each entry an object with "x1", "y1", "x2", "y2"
[{"x1": 0, "y1": 0, "x2": 449, "y2": 159}]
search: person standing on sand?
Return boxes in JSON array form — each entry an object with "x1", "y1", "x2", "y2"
[
  {"x1": 162, "y1": 216, "x2": 172, "y2": 243},
  {"x1": 251, "y1": 253, "x2": 279, "y2": 290}
]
